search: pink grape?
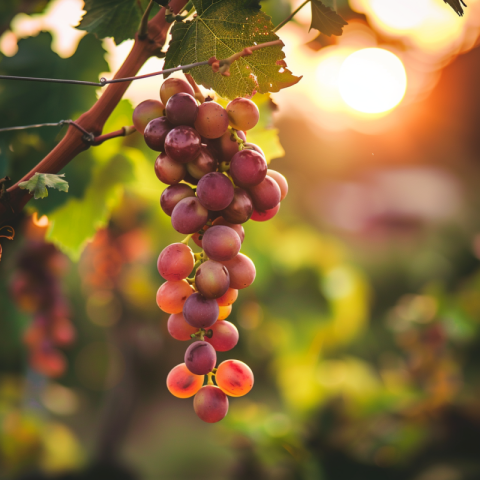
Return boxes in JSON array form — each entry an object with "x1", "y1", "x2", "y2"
[
  {"x1": 171, "y1": 197, "x2": 209, "y2": 234},
  {"x1": 212, "y1": 217, "x2": 245, "y2": 243},
  {"x1": 205, "y1": 321, "x2": 238, "y2": 352},
  {"x1": 144, "y1": 117, "x2": 172, "y2": 151},
  {"x1": 197, "y1": 173, "x2": 235, "y2": 211},
  {"x1": 133, "y1": 99, "x2": 164, "y2": 134},
  {"x1": 217, "y1": 129, "x2": 246, "y2": 163},
  {"x1": 195, "y1": 260, "x2": 230, "y2": 299},
  {"x1": 160, "y1": 184, "x2": 195, "y2": 216},
  {"x1": 154, "y1": 153, "x2": 186, "y2": 185},
  {"x1": 221, "y1": 253, "x2": 256, "y2": 289},
  {"x1": 230, "y1": 149, "x2": 267, "y2": 188},
  {"x1": 221, "y1": 187, "x2": 253, "y2": 224},
  {"x1": 157, "y1": 243, "x2": 195, "y2": 281},
  {"x1": 167, "y1": 363, "x2": 203, "y2": 398},
  {"x1": 186, "y1": 145, "x2": 217, "y2": 179},
  {"x1": 194, "y1": 385, "x2": 229, "y2": 423},
  {"x1": 183, "y1": 292, "x2": 219, "y2": 328},
  {"x1": 226, "y1": 98, "x2": 259, "y2": 131},
  {"x1": 216, "y1": 360, "x2": 254, "y2": 397},
  {"x1": 267, "y1": 169, "x2": 288, "y2": 200},
  {"x1": 202, "y1": 225, "x2": 241, "y2": 262},
  {"x1": 165, "y1": 126, "x2": 201, "y2": 164},
  {"x1": 166, "y1": 92, "x2": 198, "y2": 127},
  {"x1": 160, "y1": 78, "x2": 195, "y2": 104},
  {"x1": 251, "y1": 203, "x2": 280, "y2": 222},
  {"x1": 248, "y1": 176, "x2": 281, "y2": 211},
  {"x1": 194, "y1": 101, "x2": 229, "y2": 139},
  {"x1": 156, "y1": 280, "x2": 194, "y2": 314},
  {"x1": 167, "y1": 313, "x2": 198, "y2": 341}
]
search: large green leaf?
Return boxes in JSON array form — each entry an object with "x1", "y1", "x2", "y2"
[
  {"x1": 164, "y1": 0, "x2": 301, "y2": 100},
  {"x1": 310, "y1": 0, "x2": 348, "y2": 36}
]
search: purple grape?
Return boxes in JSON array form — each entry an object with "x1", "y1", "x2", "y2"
[
  {"x1": 132, "y1": 99, "x2": 164, "y2": 134},
  {"x1": 165, "y1": 126, "x2": 201, "y2": 163},
  {"x1": 160, "y1": 184, "x2": 195, "y2": 216},
  {"x1": 195, "y1": 260, "x2": 230, "y2": 299},
  {"x1": 144, "y1": 117, "x2": 172, "y2": 151},
  {"x1": 165, "y1": 92, "x2": 198, "y2": 127},
  {"x1": 185, "y1": 341, "x2": 216, "y2": 375},
  {"x1": 186, "y1": 145, "x2": 218, "y2": 180},
  {"x1": 248, "y1": 176, "x2": 281, "y2": 211},
  {"x1": 212, "y1": 217, "x2": 245, "y2": 243},
  {"x1": 171, "y1": 197, "x2": 209, "y2": 234},
  {"x1": 205, "y1": 321, "x2": 239, "y2": 352},
  {"x1": 244, "y1": 142, "x2": 265, "y2": 158},
  {"x1": 197, "y1": 173, "x2": 234, "y2": 211},
  {"x1": 221, "y1": 187, "x2": 253, "y2": 224},
  {"x1": 154, "y1": 153, "x2": 186, "y2": 185},
  {"x1": 202, "y1": 226, "x2": 241, "y2": 262},
  {"x1": 230, "y1": 149, "x2": 267, "y2": 188},
  {"x1": 183, "y1": 292, "x2": 219, "y2": 328},
  {"x1": 194, "y1": 385, "x2": 228, "y2": 423}
]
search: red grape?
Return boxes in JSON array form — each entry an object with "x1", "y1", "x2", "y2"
[
  {"x1": 194, "y1": 385, "x2": 228, "y2": 423},
  {"x1": 156, "y1": 280, "x2": 194, "y2": 314},
  {"x1": 251, "y1": 203, "x2": 280, "y2": 222},
  {"x1": 171, "y1": 197, "x2": 209, "y2": 234},
  {"x1": 183, "y1": 292, "x2": 219, "y2": 328},
  {"x1": 167, "y1": 363, "x2": 204, "y2": 398},
  {"x1": 248, "y1": 176, "x2": 281, "y2": 211},
  {"x1": 197, "y1": 173, "x2": 235, "y2": 211},
  {"x1": 165, "y1": 126, "x2": 201, "y2": 164},
  {"x1": 230, "y1": 149, "x2": 267, "y2": 188},
  {"x1": 160, "y1": 78, "x2": 195, "y2": 104},
  {"x1": 144, "y1": 117, "x2": 172, "y2": 151},
  {"x1": 167, "y1": 313, "x2": 198, "y2": 341},
  {"x1": 160, "y1": 184, "x2": 195, "y2": 216},
  {"x1": 194, "y1": 101, "x2": 229, "y2": 139},
  {"x1": 154, "y1": 153, "x2": 186, "y2": 185},
  {"x1": 205, "y1": 321, "x2": 238, "y2": 352},
  {"x1": 195, "y1": 260, "x2": 230, "y2": 299},
  {"x1": 226, "y1": 98, "x2": 259, "y2": 131},
  {"x1": 186, "y1": 145, "x2": 217, "y2": 179},
  {"x1": 185, "y1": 341, "x2": 216, "y2": 375},
  {"x1": 157, "y1": 243, "x2": 195, "y2": 281},
  {"x1": 166, "y1": 92, "x2": 198, "y2": 127},
  {"x1": 221, "y1": 254, "x2": 256, "y2": 289},
  {"x1": 217, "y1": 129, "x2": 246, "y2": 163},
  {"x1": 267, "y1": 169, "x2": 288, "y2": 200},
  {"x1": 244, "y1": 142, "x2": 265, "y2": 158},
  {"x1": 221, "y1": 187, "x2": 253, "y2": 224},
  {"x1": 212, "y1": 217, "x2": 245, "y2": 243},
  {"x1": 133, "y1": 99, "x2": 164, "y2": 134},
  {"x1": 216, "y1": 359, "x2": 254, "y2": 397},
  {"x1": 202, "y1": 225, "x2": 241, "y2": 262}
]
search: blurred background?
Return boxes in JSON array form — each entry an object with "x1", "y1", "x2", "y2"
[{"x1": 1, "y1": 0, "x2": 480, "y2": 478}]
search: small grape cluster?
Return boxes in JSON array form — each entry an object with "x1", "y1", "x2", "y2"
[{"x1": 133, "y1": 77, "x2": 288, "y2": 423}]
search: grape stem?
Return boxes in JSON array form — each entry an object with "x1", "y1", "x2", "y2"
[
  {"x1": 272, "y1": 0, "x2": 311, "y2": 33},
  {"x1": 184, "y1": 73, "x2": 206, "y2": 104},
  {"x1": 230, "y1": 128, "x2": 245, "y2": 150},
  {"x1": 206, "y1": 372, "x2": 214, "y2": 385},
  {"x1": 180, "y1": 233, "x2": 193, "y2": 245}
]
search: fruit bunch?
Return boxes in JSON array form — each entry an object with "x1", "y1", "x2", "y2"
[{"x1": 133, "y1": 77, "x2": 288, "y2": 423}]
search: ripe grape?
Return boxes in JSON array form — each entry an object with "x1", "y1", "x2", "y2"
[
  {"x1": 144, "y1": 117, "x2": 172, "y2": 151},
  {"x1": 218, "y1": 304, "x2": 232, "y2": 320},
  {"x1": 221, "y1": 253, "x2": 256, "y2": 289},
  {"x1": 165, "y1": 126, "x2": 202, "y2": 164},
  {"x1": 194, "y1": 101, "x2": 229, "y2": 139},
  {"x1": 183, "y1": 292, "x2": 219, "y2": 328},
  {"x1": 166, "y1": 92, "x2": 198, "y2": 127},
  {"x1": 157, "y1": 243, "x2": 195, "y2": 281},
  {"x1": 132, "y1": 99, "x2": 164, "y2": 134},
  {"x1": 160, "y1": 184, "x2": 195, "y2": 216},
  {"x1": 212, "y1": 217, "x2": 245, "y2": 243},
  {"x1": 167, "y1": 313, "x2": 198, "y2": 341},
  {"x1": 226, "y1": 98, "x2": 259, "y2": 131},
  {"x1": 267, "y1": 169, "x2": 288, "y2": 200},
  {"x1": 217, "y1": 129, "x2": 246, "y2": 163},
  {"x1": 194, "y1": 385, "x2": 229, "y2": 423},
  {"x1": 160, "y1": 77, "x2": 195, "y2": 104},
  {"x1": 154, "y1": 153, "x2": 186, "y2": 185},
  {"x1": 230, "y1": 149, "x2": 267, "y2": 188},
  {"x1": 171, "y1": 197, "x2": 209, "y2": 234},
  {"x1": 192, "y1": 224, "x2": 209, "y2": 248},
  {"x1": 216, "y1": 360, "x2": 254, "y2": 397},
  {"x1": 248, "y1": 176, "x2": 281, "y2": 211},
  {"x1": 186, "y1": 146, "x2": 217, "y2": 179},
  {"x1": 185, "y1": 341, "x2": 216, "y2": 375},
  {"x1": 196, "y1": 173, "x2": 235, "y2": 211},
  {"x1": 205, "y1": 321, "x2": 238, "y2": 352},
  {"x1": 244, "y1": 142, "x2": 265, "y2": 158},
  {"x1": 216, "y1": 288, "x2": 238, "y2": 307},
  {"x1": 251, "y1": 203, "x2": 280, "y2": 222},
  {"x1": 221, "y1": 187, "x2": 253, "y2": 224},
  {"x1": 156, "y1": 280, "x2": 194, "y2": 314},
  {"x1": 167, "y1": 363, "x2": 204, "y2": 398},
  {"x1": 202, "y1": 226, "x2": 241, "y2": 262},
  {"x1": 195, "y1": 260, "x2": 230, "y2": 299}
]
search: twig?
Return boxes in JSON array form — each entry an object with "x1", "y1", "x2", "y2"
[
  {"x1": 138, "y1": 0, "x2": 155, "y2": 39},
  {"x1": 272, "y1": 0, "x2": 311, "y2": 33},
  {"x1": 184, "y1": 73, "x2": 206, "y2": 103},
  {"x1": 91, "y1": 126, "x2": 136, "y2": 146}
]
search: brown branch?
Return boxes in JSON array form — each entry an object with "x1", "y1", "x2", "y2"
[
  {"x1": 0, "y1": 0, "x2": 188, "y2": 227},
  {"x1": 91, "y1": 126, "x2": 136, "y2": 146}
]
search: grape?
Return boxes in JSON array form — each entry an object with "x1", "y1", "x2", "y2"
[
  {"x1": 205, "y1": 321, "x2": 238, "y2": 352},
  {"x1": 244, "y1": 142, "x2": 265, "y2": 158},
  {"x1": 230, "y1": 149, "x2": 267, "y2": 188},
  {"x1": 165, "y1": 126, "x2": 202, "y2": 164},
  {"x1": 218, "y1": 304, "x2": 232, "y2": 320},
  {"x1": 216, "y1": 288, "x2": 238, "y2": 307},
  {"x1": 154, "y1": 153, "x2": 186, "y2": 185},
  {"x1": 226, "y1": 98, "x2": 259, "y2": 131},
  {"x1": 267, "y1": 169, "x2": 288, "y2": 200},
  {"x1": 160, "y1": 184, "x2": 195, "y2": 216},
  {"x1": 30, "y1": 348, "x2": 66, "y2": 378},
  {"x1": 212, "y1": 217, "x2": 245, "y2": 243},
  {"x1": 165, "y1": 92, "x2": 198, "y2": 127},
  {"x1": 202, "y1": 226, "x2": 241, "y2": 262},
  {"x1": 194, "y1": 101, "x2": 229, "y2": 139},
  {"x1": 167, "y1": 363, "x2": 204, "y2": 398},
  {"x1": 183, "y1": 292, "x2": 219, "y2": 328},
  {"x1": 132, "y1": 99, "x2": 164, "y2": 134},
  {"x1": 197, "y1": 173, "x2": 235, "y2": 211},
  {"x1": 220, "y1": 187, "x2": 253, "y2": 224},
  {"x1": 171, "y1": 197, "x2": 209, "y2": 234},
  {"x1": 167, "y1": 313, "x2": 198, "y2": 341},
  {"x1": 160, "y1": 77, "x2": 195, "y2": 104},
  {"x1": 186, "y1": 146, "x2": 217, "y2": 180},
  {"x1": 157, "y1": 243, "x2": 195, "y2": 281},
  {"x1": 144, "y1": 117, "x2": 173, "y2": 151},
  {"x1": 185, "y1": 341, "x2": 217, "y2": 375},
  {"x1": 192, "y1": 224, "x2": 209, "y2": 248},
  {"x1": 216, "y1": 360, "x2": 254, "y2": 397},
  {"x1": 221, "y1": 253, "x2": 256, "y2": 289},
  {"x1": 217, "y1": 129, "x2": 246, "y2": 163},
  {"x1": 156, "y1": 280, "x2": 194, "y2": 314},
  {"x1": 251, "y1": 203, "x2": 280, "y2": 222},
  {"x1": 195, "y1": 260, "x2": 230, "y2": 299},
  {"x1": 248, "y1": 176, "x2": 281, "y2": 211},
  {"x1": 194, "y1": 385, "x2": 229, "y2": 423},
  {"x1": 51, "y1": 317, "x2": 75, "y2": 347}
]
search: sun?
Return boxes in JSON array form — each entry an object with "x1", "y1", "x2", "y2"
[{"x1": 338, "y1": 48, "x2": 407, "y2": 114}]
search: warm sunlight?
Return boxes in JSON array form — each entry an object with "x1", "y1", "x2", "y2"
[{"x1": 338, "y1": 48, "x2": 407, "y2": 114}]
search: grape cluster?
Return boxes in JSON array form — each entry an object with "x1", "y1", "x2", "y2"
[{"x1": 133, "y1": 77, "x2": 288, "y2": 423}]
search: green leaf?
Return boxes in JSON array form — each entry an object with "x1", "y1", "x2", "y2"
[
  {"x1": 18, "y1": 173, "x2": 69, "y2": 200},
  {"x1": 77, "y1": 0, "x2": 158, "y2": 44},
  {"x1": 443, "y1": 0, "x2": 466, "y2": 16},
  {"x1": 310, "y1": 0, "x2": 348, "y2": 37},
  {"x1": 164, "y1": 0, "x2": 301, "y2": 100},
  {"x1": 45, "y1": 155, "x2": 134, "y2": 261}
]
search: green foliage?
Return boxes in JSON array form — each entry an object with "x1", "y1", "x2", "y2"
[
  {"x1": 18, "y1": 173, "x2": 69, "y2": 199},
  {"x1": 310, "y1": 0, "x2": 348, "y2": 36},
  {"x1": 0, "y1": 0, "x2": 49, "y2": 32},
  {"x1": 164, "y1": 0, "x2": 301, "y2": 99},
  {"x1": 77, "y1": 0, "x2": 159, "y2": 44}
]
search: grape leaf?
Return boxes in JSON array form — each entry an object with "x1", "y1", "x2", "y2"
[
  {"x1": 444, "y1": 0, "x2": 467, "y2": 16},
  {"x1": 164, "y1": 0, "x2": 301, "y2": 99},
  {"x1": 310, "y1": 0, "x2": 348, "y2": 37},
  {"x1": 19, "y1": 173, "x2": 69, "y2": 200}
]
